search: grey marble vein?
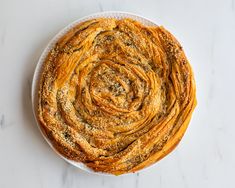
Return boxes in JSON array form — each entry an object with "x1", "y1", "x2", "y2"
[
  {"x1": 207, "y1": 29, "x2": 216, "y2": 107},
  {"x1": 214, "y1": 140, "x2": 223, "y2": 161},
  {"x1": 62, "y1": 164, "x2": 73, "y2": 188},
  {"x1": 176, "y1": 153, "x2": 188, "y2": 188},
  {"x1": 135, "y1": 173, "x2": 140, "y2": 188},
  {"x1": 98, "y1": 2, "x2": 104, "y2": 12},
  {"x1": 0, "y1": 114, "x2": 5, "y2": 129},
  {"x1": 207, "y1": 81, "x2": 214, "y2": 107},
  {"x1": 0, "y1": 114, "x2": 12, "y2": 130}
]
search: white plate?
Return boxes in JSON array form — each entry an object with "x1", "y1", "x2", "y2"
[{"x1": 31, "y1": 11, "x2": 158, "y2": 176}]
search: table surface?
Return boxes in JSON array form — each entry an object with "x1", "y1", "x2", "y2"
[{"x1": 0, "y1": 0, "x2": 235, "y2": 187}]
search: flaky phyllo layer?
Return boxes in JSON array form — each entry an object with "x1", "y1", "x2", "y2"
[{"x1": 38, "y1": 18, "x2": 196, "y2": 175}]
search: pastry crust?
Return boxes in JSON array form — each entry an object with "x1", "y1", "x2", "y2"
[{"x1": 37, "y1": 18, "x2": 197, "y2": 175}]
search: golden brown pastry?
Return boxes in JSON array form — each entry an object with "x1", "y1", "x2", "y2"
[{"x1": 37, "y1": 18, "x2": 196, "y2": 175}]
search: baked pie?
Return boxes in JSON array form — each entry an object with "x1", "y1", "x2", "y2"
[{"x1": 37, "y1": 18, "x2": 197, "y2": 175}]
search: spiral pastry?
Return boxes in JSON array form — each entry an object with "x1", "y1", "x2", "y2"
[{"x1": 37, "y1": 18, "x2": 196, "y2": 175}]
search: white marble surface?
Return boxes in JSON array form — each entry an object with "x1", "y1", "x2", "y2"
[{"x1": 0, "y1": 0, "x2": 235, "y2": 187}]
